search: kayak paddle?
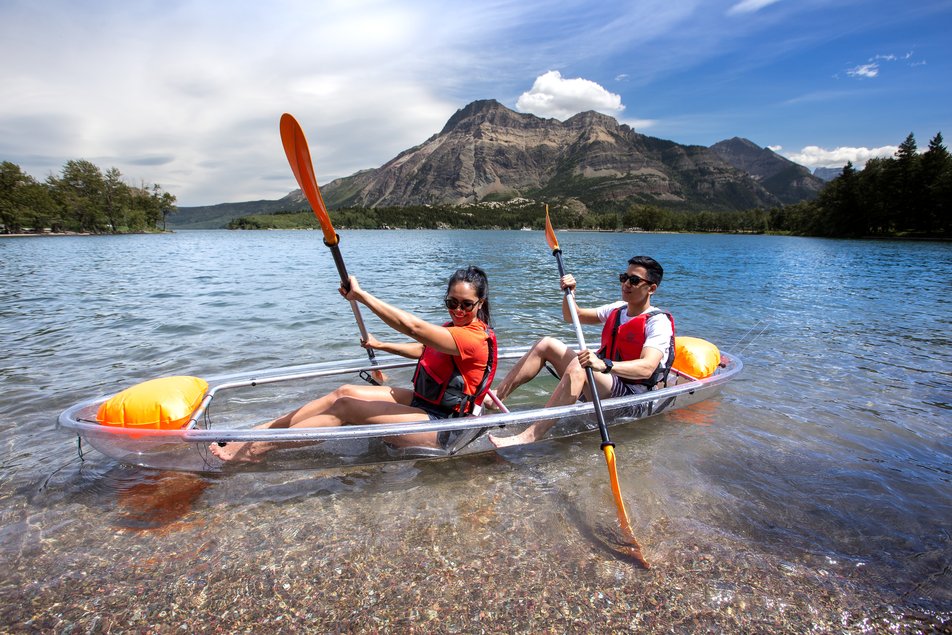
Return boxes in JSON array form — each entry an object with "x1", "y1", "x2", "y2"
[
  {"x1": 543, "y1": 205, "x2": 649, "y2": 568},
  {"x1": 279, "y1": 113, "x2": 386, "y2": 384}
]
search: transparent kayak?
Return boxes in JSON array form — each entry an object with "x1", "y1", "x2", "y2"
[{"x1": 57, "y1": 346, "x2": 742, "y2": 473}]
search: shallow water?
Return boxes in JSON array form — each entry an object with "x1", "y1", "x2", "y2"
[{"x1": 1, "y1": 230, "x2": 950, "y2": 632}]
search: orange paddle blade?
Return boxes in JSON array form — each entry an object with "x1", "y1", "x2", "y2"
[
  {"x1": 602, "y1": 444, "x2": 650, "y2": 567},
  {"x1": 279, "y1": 113, "x2": 338, "y2": 246},
  {"x1": 543, "y1": 204, "x2": 560, "y2": 252},
  {"x1": 602, "y1": 444, "x2": 631, "y2": 527}
]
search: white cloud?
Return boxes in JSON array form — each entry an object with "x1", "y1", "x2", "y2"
[
  {"x1": 847, "y1": 63, "x2": 879, "y2": 78},
  {"x1": 844, "y1": 51, "x2": 922, "y2": 80},
  {"x1": 0, "y1": 1, "x2": 521, "y2": 205},
  {"x1": 727, "y1": 0, "x2": 782, "y2": 16},
  {"x1": 767, "y1": 145, "x2": 782, "y2": 152},
  {"x1": 1, "y1": 1, "x2": 944, "y2": 207},
  {"x1": 516, "y1": 71, "x2": 625, "y2": 120},
  {"x1": 783, "y1": 145, "x2": 898, "y2": 168}
]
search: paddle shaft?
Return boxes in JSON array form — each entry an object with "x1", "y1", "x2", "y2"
[
  {"x1": 552, "y1": 248, "x2": 613, "y2": 448},
  {"x1": 325, "y1": 237, "x2": 375, "y2": 360},
  {"x1": 546, "y1": 214, "x2": 643, "y2": 564},
  {"x1": 279, "y1": 113, "x2": 379, "y2": 372}
]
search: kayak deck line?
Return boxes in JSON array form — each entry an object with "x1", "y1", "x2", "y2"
[{"x1": 57, "y1": 346, "x2": 742, "y2": 473}]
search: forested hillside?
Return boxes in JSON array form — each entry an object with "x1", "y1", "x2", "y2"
[
  {"x1": 0, "y1": 160, "x2": 175, "y2": 234},
  {"x1": 227, "y1": 132, "x2": 950, "y2": 238}
]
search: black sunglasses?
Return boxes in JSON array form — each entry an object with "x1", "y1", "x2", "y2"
[
  {"x1": 619, "y1": 272, "x2": 651, "y2": 286},
  {"x1": 444, "y1": 297, "x2": 479, "y2": 311}
]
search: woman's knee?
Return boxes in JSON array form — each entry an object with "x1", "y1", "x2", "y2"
[
  {"x1": 322, "y1": 395, "x2": 365, "y2": 423},
  {"x1": 330, "y1": 384, "x2": 362, "y2": 400}
]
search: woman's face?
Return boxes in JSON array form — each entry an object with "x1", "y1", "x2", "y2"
[{"x1": 444, "y1": 281, "x2": 482, "y2": 326}]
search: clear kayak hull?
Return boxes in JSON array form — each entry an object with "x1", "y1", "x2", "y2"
[{"x1": 57, "y1": 346, "x2": 742, "y2": 473}]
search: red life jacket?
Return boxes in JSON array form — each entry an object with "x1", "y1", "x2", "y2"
[
  {"x1": 412, "y1": 324, "x2": 497, "y2": 417},
  {"x1": 597, "y1": 307, "x2": 675, "y2": 387}
]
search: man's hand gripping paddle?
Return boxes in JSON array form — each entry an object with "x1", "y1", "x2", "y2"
[
  {"x1": 544, "y1": 205, "x2": 649, "y2": 568},
  {"x1": 279, "y1": 113, "x2": 386, "y2": 384}
]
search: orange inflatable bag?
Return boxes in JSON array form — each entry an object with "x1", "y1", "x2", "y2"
[
  {"x1": 96, "y1": 376, "x2": 208, "y2": 429},
  {"x1": 672, "y1": 337, "x2": 721, "y2": 380}
]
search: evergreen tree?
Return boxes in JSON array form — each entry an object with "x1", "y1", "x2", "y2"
[
  {"x1": 819, "y1": 161, "x2": 864, "y2": 236},
  {"x1": 892, "y1": 133, "x2": 921, "y2": 232},
  {"x1": 920, "y1": 133, "x2": 951, "y2": 233}
]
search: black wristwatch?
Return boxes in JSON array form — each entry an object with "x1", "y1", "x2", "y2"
[{"x1": 601, "y1": 359, "x2": 614, "y2": 374}]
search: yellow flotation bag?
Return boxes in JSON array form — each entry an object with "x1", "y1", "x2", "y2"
[
  {"x1": 672, "y1": 337, "x2": 721, "y2": 380},
  {"x1": 96, "y1": 376, "x2": 208, "y2": 429}
]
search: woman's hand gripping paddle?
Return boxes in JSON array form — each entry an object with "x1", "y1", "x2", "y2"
[
  {"x1": 544, "y1": 206, "x2": 649, "y2": 568},
  {"x1": 279, "y1": 113, "x2": 386, "y2": 384}
]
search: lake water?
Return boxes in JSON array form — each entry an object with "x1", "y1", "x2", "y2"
[{"x1": 1, "y1": 229, "x2": 950, "y2": 632}]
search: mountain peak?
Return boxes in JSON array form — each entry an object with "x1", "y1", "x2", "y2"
[
  {"x1": 712, "y1": 137, "x2": 766, "y2": 153},
  {"x1": 710, "y1": 137, "x2": 824, "y2": 203},
  {"x1": 441, "y1": 99, "x2": 524, "y2": 133}
]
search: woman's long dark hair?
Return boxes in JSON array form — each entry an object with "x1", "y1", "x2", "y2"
[{"x1": 446, "y1": 265, "x2": 491, "y2": 325}]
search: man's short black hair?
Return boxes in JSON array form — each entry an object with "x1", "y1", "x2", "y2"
[{"x1": 628, "y1": 256, "x2": 663, "y2": 285}]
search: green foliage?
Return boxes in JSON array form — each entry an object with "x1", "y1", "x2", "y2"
[
  {"x1": 798, "y1": 132, "x2": 950, "y2": 237},
  {"x1": 226, "y1": 129, "x2": 952, "y2": 241},
  {"x1": 0, "y1": 161, "x2": 57, "y2": 234},
  {"x1": 227, "y1": 200, "x2": 784, "y2": 234},
  {"x1": 0, "y1": 160, "x2": 175, "y2": 234}
]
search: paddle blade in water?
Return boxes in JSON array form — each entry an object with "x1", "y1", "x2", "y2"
[
  {"x1": 603, "y1": 443, "x2": 650, "y2": 568},
  {"x1": 544, "y1": 205, "x2": 560, "y2": 252},
  {"x1": 279, "y1": 113, "x2": 338, "y2": 246}
]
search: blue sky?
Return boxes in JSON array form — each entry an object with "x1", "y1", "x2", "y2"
[{"x1": 1, "y1": 0, "x2": 949, "y2": 206}]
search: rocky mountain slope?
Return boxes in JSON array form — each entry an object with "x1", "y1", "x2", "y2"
[
  {"x1": 172, "y1": 100, "x2": 824, "y2": 228},
  {"x1": 320, "y1": 100, "x2": 794, "y2": 211},
  {"x1": 708, "y1": 136, "x2": 825, "y2": 204}
]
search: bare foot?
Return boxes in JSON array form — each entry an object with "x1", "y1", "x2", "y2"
[
  {"x1": 208, "y1": 441, "x2": 265, "y2": 463},
  {"x1": 488, "y1": 429, "x2": 536, "y2": 448}
]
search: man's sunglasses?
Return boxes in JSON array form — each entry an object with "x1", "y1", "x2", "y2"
[
  {"x1": 444, "y1": 297, "x2": 479, "y2": 311},
  {"x1": 619, "y1": 272, "x2": 652, "y2": 286}
]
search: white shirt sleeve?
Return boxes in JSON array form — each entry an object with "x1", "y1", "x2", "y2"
[
  {"x1": 594, "y1": 301, "x2": 627, "y2": 324},
  {"x1": 643, "y1": 312, "x2": 673, "y2": 360}
]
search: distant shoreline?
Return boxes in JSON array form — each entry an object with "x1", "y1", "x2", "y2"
[
  {"x1": 1, "y1": 232, "x2": 92, "y2": 238},
  {"x1": 4, "y1": 228, "x2": 947, "y2": 241},
  {"x1": 0, "y1": 230, "x2": 172, "y2": 238}
]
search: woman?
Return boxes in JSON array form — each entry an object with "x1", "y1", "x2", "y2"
[{"x1": 210, "y1": 266, "x2": 496, "y2": 462}]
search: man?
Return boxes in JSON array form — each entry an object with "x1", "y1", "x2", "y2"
[{"x1": 489, "y1": 255, "x2": 674, "y2": 447}]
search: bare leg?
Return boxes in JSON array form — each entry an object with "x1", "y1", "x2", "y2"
[
  {"x1": 282, "y1": 395, "x2": 441, "y2": 449},
  {"x1": 209, "y1": 385, "x2": 412, "y2": 461},
  {"x1": 491, "y1": 357, "x2": 614, "y2": 448},
  {"x1": 492, "y1": 337, "x2": 576, "y2": 402},
  {"x1": 260, "y1": 384, "x2": 400, "y2": 429}
]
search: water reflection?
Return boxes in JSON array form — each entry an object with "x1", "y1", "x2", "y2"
[{"x1": 1, "y1": 231, "x2": 950, "y2": 630}]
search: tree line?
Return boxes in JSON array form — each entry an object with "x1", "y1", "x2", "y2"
[
  {"x1": 0, "y1": 160, "x2": 176, "y2": 234},
  {"x1": 789, "y1": 132, "x2": 950, "y2": 237},
  {"x1": 228, "y1": 202, "x2": 789, "y2": 233},
  {"x1": 229, "y1": 132, "x2": 949, "y2": 238},
  {"x1": 6, "y1": 131, "x2": 948, "y2": 238}
]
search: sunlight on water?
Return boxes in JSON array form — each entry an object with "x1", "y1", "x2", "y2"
[{"x1": 1, "y1": 230, "x2": 950, "y2": 632}]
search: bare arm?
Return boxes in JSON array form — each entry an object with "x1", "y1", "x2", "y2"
[
  {"x1": 361, "y1": 334, "x2": 425, "y2": 359},
  {"x1": 343, "y1": 277, "x2": 460, "y2": 355},
  {"x1": 578, "y1": 347, "x2": 664, "y2": 382},
  {"x1": 560, "y1": 274, "x2": 600, "y2": 325}
]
